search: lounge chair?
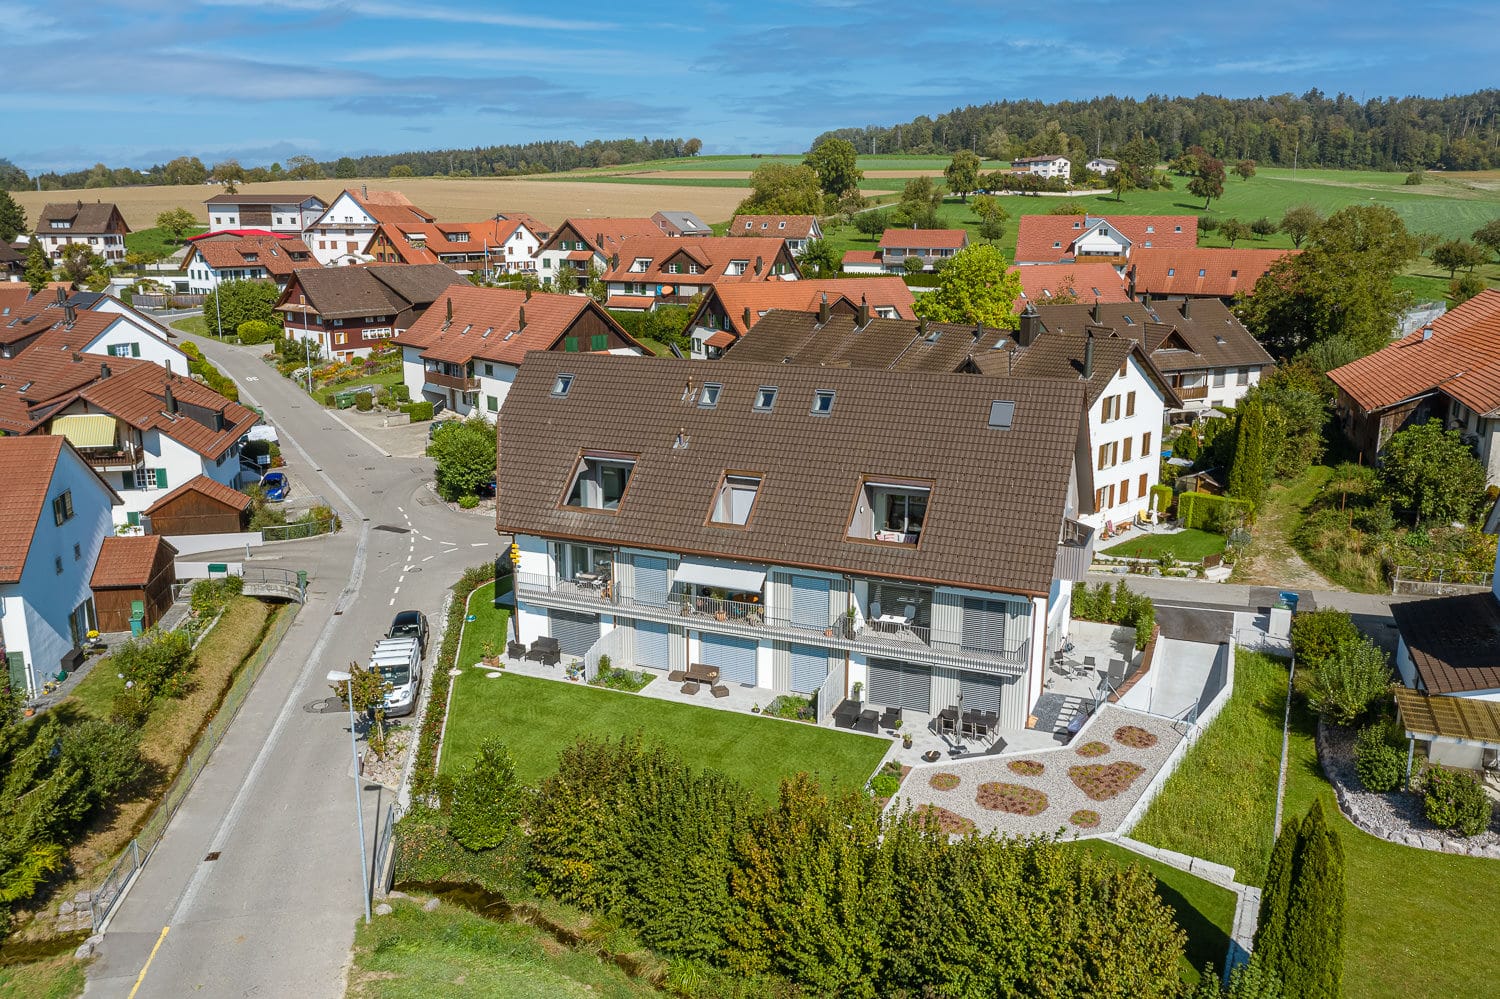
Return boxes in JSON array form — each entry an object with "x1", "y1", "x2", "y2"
[
  {"x1": 879, "y1": 705, "x2": 902, "y2": 731},
  {"x1": 1106, "y1": 658, "x2": 1128, "y2": 691},
  {"x1": 525, "y1": 637, "x2": 560, "y2": 666},
  {"x1": 710, "y1": 685, "x2": 729, "y2": 699},
  {"x1": 506, "y1": 640, "x2": 526, "y2": 660}
]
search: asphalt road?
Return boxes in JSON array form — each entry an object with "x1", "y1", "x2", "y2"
[{"x1": 85, "y1": 334, "x2": 496, "y2": 998}]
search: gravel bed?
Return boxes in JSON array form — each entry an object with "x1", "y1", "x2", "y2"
[
  {"x1": 1320, "y1": 720, "x2": 1500, "y2": 854},
  {"x1": 893, "y1": 705, "x2": 1182, "y2": 839},
  {"x1": 361, "y1": 727, "x2": 414, "y2": 789}
]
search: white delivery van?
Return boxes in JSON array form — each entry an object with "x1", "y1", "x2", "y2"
[{"x1": 370, "y1": 636, "x2": 422, "y2": 717}]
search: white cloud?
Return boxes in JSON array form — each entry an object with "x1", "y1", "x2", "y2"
[{"x1": 200, "y1": 0, "x2": 616, "y2": 32}]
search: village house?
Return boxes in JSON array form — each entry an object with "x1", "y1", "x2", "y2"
[
  {"x1": 304, "y1": 187, "x2": 435, "y2": 266},
  {"x1": 1014, "y1": 214, "x2": 1198, "y2": 266},
  {"x1": 181, "y1": 233, "x2": 320, "y2": 293},
  {"x1": 33, "y1": 201, "x2": 130, "y2": 264},
  {"x1": 651, "y1": 211, "x2": 713, "y2": 237},
  {"x1": 728, "y1": 215, "x2": 824, "y2": 256},
  {"x1": 1013, "y1": 155, "x2": 1072, "y2": 179},
  {"x1": 274, "y1": 263, "x2": 467, "y2": 360},
  {"x1": 392, "y1": 285, "x2": 644, "y2": 419},
  {"x1": 1, "y1": 292, "x2": 189, "y2": 375},
  {"x1": 1085, "y1": 158, "x2": 1119, "y2": 175},
  {"x1": 683, "y1": 276, "x2": 916, "y2": 358},
  {"x1": 1127, "y1": 247, "x2": 1295, "y2": 304},
  {"x1": 364, "y1": 217, "x2": 542, "y2": 275},
  {"x1": 599, "y1": 236, "x2": 798, "y2": 312},
  {"x1": 202, "y1": 192, "x2": 328, "y2": 234},
  {"x1": 533, "y1": 218, "x2": 666, "y2": 287},
  {"x1": 1011, "y1": 263, "x2": 1131, "y2": 309},
  {"x1": 846, "y1": 228, "x2": 969, "y2": 274}
]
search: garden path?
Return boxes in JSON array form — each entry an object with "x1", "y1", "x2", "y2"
[{"x1": 1230, "y1": 476, "x2": 1335, "y2": 590}]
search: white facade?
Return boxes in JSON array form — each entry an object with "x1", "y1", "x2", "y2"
[
  {"x1": 37, "y1": 230, "x2": 125, "y2": 263},
  {"x1": 206, "y1": 197, "x2": 325, "y2": 234},
  {"x1": 306, "y1": 192, "x2": 381, "y2": 265},
  {"x1": 1444, "y1": 397, "x2": 1500, "y2": 486},
  {"x1": 1083, "y1": 353, "x2": 1167, "y2": 529},
  {"x1": 0, "y1": 447, "x2": 114, "y2": 694},
  {"x1": 86, "y1": 314, "x2": 189, "y2": 375},
  {"x1": 1071, "y1": 221, "x2": 1131, "y2": 260},
  {"x1": 1020, "y1": 156, "x2": 1071, "y2": 179},
  {"x1": 1086, "y1": 158, "x2": 1119, "y2": 175},
  {"x1": 493, "y1": 225, "x2": 542, "y2": 273},
  {"x1": 1174, "y1": 364, "x2": 1265, "y2": 414}
]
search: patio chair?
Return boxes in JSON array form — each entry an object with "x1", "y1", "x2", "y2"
[
  {"x1": 526, "y1": 637, "x2": 560, "y2": 667},
  {"x1": 879, "y1": 705, "x2": 902, "y2": 732},
  {"x1": 681, "y1": 681, "x2": 701, "y2": 695},
  {"x1": 833, "y1": 699, "x2": 860, "y2": 729},
  {"x1": 711, "y1": 685, "x2": 729, "y2": 699},
  {"x1": 506, "y1": 640, "x2": 526, "y2": 660},
  {"x1": 1106, "y1": 659, "x2": 1127, "y2": 691},
  {"x1": 668, "y1": 669, "x2": 687, "y2": 683},
  {"x1": 901, "y1": 604, "x2": 916, "y2": 628}
]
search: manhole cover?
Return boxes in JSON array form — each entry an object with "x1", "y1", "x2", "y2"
[
  {"x1": 303, "y1": 697, "x2": 346, "y2": 713},
  {"x1": 374, "y1": 524, "x2": 408, "y2": 533}
]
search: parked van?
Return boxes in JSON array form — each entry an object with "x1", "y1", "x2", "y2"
[{"x1": 370, "y1": 636, "x2": 422, "y2": 717}]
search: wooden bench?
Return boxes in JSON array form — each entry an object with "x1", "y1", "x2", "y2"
[{"x1": 686, "y1": 663, "x2": 720, "y2": 684}]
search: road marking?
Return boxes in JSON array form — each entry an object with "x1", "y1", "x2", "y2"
[
  {"x1": 470, "y1": 542, "x2": 488, "y2": 547},
  {"x1": 244, "y1": 376, "x2": 259, "y2": 382},
  {"x1": 393, "y1": 586, "x2": 400, "y2": 595},
  {"x1": 421, "y1": 555, "x2": 435, "y2": 563},
  {"x1": 389, "y1": 597, "x2": 395, "y2": 606},
  {"x1": 127, "y1": 926, "x2": 170, "y2": 999},
  {"x1": 399, "y1": 575, "x2": 406, "y2": 583},
  {"x1": 396, "y1": 506, "x2": 404, "y2": 513},
  {"x1": 420, "y1": 535, "x2": 432, "y2": 542}
]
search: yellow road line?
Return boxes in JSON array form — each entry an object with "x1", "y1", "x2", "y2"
[{"x1": 126, "y1": 926, "x2": 170, "y2": 999}]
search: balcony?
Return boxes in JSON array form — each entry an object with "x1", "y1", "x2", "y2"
[
  {"x1": 81, "y1": 446, "x2": 145, "y2": 471},
  {"x1": 425, "y1": 369, "x2": 479, "y2": 392},
  {"x1": 1055, "y1": 518, "x2": 1096, "y2": 582},
  {"x1": 1176, "y1": 383, "x2": 1209, "y2": 400}
]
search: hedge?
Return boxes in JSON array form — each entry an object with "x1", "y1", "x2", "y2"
[
  {"x1": 400, "y1": 400, "x2": 435, "y2": 421},
  {"x1": 1150, "y1": 484, "x2": 1174, "y2": 515},
  {"x1": 1177, "y1": 491, "x2": 1253, "y2": 531},
  {"x1": 1071, "y1": 580, "x2": 1156, "y2": 650}
]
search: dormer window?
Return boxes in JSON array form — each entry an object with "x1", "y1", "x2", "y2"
[
  {"x1": 849, "y1": 478, "x2": 931, "y2": 545},
  {"x1": 551, "y1": 373, "x2": 574, "y2": 397},
  {"x1": 811, "y1": 389, "x2": 835, "y2": 416},
  {"x1": 1145, "y1": 225, "x2": 1155, "y2": 234},
  {"x1": 727, "y1": 260, "x2": 749, "y2": 276},
  {"x1": 698, "y1": 383, "x2": 722, "y2": 408},
  {"x1": 630, "y1": 257, "x2": 651, "y2": 272},
  {"x1": 668, "y1": 263, "x2": 680, "y2": 274},
  {"x1": 754, "y1": 386, "x2": 777, "y2": 411},
  {"x1": 710, "y1": 473, "x2": 762, "y2": 526},
  {"x1": 563, "y1": 453, "x2": 635, "y2": 511}
]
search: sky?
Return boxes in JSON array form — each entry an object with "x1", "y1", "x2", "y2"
[{"x1": 3, "y1": 0, "x2": 1497, "y2": 173}]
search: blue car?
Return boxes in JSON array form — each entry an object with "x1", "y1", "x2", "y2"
[{"x1": 260, "y1": 472, "x2": 290, "y2": 502}]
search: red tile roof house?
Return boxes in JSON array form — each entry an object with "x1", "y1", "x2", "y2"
[
  {"x1": 1013, "y1": 214, "x2": 1197, "y2": 266},
  {"x1": 364, "y1": 217, "x2": 542, "y2": 276},
  {"x1": 181, "y1": 234, "x2": 320, "y2": 294},
  {"x1": 1011, "y1": 263, "x2": 1131, "y2": 310},
  {"x1": 533, "y1": 218, "x2": 666, "y2": 288},
  {"x1": 392, "y1": 285, "x2": 645, "y2": 421},
  {"x1": 34, "y1": 200, "x2": 131, "y2": 265},
  {"x1": 0, "y1": 435, "x2": 121, "y2": 695},
  {"x1": 874, "y1": 228, "x2": 969, "y2": 272},
  {"x1": 599, "y1": 236, "x2": 799, "y2": 312},
  {"x1": 274, "y1": 263, "x2": 468, "y2": 360},
  {"x1": 1327, "y1": 289, "x2": 1500, "y2": 485},
  {"x1": 496, "y1": 352, "x2": 1098, "y2": 736},
  {"x1": 304, "y1": 187, "x2": 435, "y2": 266},
  {"x1": 3, "y1": 292, "x2": 190, "y2": 376},
  {"x1": 1127, "y1": 247, "x2": 1298, "y2": 304},
  {"x1": 202, "y1": 192, "x2": 328, "y2": 234},
  {"x1": 683, "y1": 276, "x2": 917, "y2": 357},
  {"x1": 729, "y1": 215, "x2": 824, "y2": 256}
]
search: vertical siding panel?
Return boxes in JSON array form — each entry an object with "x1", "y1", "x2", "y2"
[{"x1": 771, "y1": 641, "x2": 791, "y2": 692}]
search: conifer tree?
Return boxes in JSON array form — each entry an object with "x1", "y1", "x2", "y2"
[
  {"x1": 1254, "y1": 801, "x2": 1344, "y2": 999},
  {"x1": 24, "y1": 240, "x2": 50, "y2": 293},
  {"x1": 1229, "y1": 397, "x2": 1267, "y2": 505}
]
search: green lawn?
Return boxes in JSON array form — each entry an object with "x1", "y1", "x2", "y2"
[
  {"x1": 349, "y1": 898, "x2": 659, "y2": 999},
  {"x1": 636, "y1": 337, "x2": 677, "y2": 357},
  {"x1": 0, "y1": 955, "x2": 85, "y2": 999},
  {"x1": 169, "y1": 315, "x2": 208, "y2": 336},
  {"x1": 311, "y1": 366, "x2": 404, "y2": 405},
  {"x1": 441, "y1": 672, "x2": 890, "y2": 799},
  {"x1": 1100, "y1": 528, "x2": 1226, "y2": 563},
  {"x1": 1075, "y1": 840, "x2": 1237, "y2": 986},
  {"x1": 125, "y1": 225, "x2": 206, "y2": 260},
  {"x1": 456, "y1": 580, "x2": 512, "y2": 669}
]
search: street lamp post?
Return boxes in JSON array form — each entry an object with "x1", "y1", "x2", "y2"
[
  {"x1": 304, "y1": 335, "x2": 313, "y2": 395},
  {"x1": 327, "y1": 670, "x2": 372, "y2": 924}
]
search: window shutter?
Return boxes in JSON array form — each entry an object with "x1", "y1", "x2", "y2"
[
  {"x1": 131, "y1": 342, "x2": 141, "y2": 357},
  {"x1": 590, "y1": 334, "x2": 608, "y2": 350},
  {"x1": 564, "y1": 337, "x2": 579, "y2": 352},
  {"x1": 127, "y1": 511, "x2": 140, "y2": 527},
  {"x1": 122, "y1": 470, "x2": 135, "y2": 490},
  {"x1": 155, "y1": 468, "x2": 168, "y2": 489}
]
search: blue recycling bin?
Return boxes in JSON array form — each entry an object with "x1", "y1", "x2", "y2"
[{"x1": 1277, "y1": 591, "x2": 1300, "y2": 612}]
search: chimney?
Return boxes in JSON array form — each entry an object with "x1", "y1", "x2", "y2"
[
  {"x1": 518, "y1": 306, "x2": 527, "y2": 331},
  {"x1": 1091, "y1": 298, "x2": 1101, "y2": 323},
  {"x1": 55, "y1": 286, "x2": 65, "y2": 305},
  {"x1": 754, "y1": 256, "x2": 763, "y2": 275},
  {"x1": 64, "y1": 303, "x2": 76, "y2": 326},
  {"x1": 1127, "y1": 263, "x2": 1137, "y2": 300},
  {"x1": 817, "y1": 293, "x2": 830, "y2": 324},
  {"x1": 856, "y1": 296, "x2": 870, "y2": 329},
  {"x1": 100, "y1": 362, "x2": 111, "y2": 379},
  {"x1": 610, "y1": 253, "x2": 619, "y2": 270},
  {"x1": 444, "y1": 297, "x2": 453, "y2": 328},
  {"x1": 1181, "y1": 298, "x2": 1193, "y2": 320},
  {"x1": 361, "y1": 183, "x2": 368, "y2": 199},
  {"x1": 525, "y1": 287, "x2": 532, "y2": 301},
  {"x1": 1017, "y1": 304, "x2": 1040, "y2": 348},
  {"x1": 918, "y1": 318, "x2": 927, "y2": 339},
  {"x1": 596, "y1": 232, "x2": 603, "y2": 249},
  {"x1": 1083, "y1": 329, "x2": 1095, "y2": 380},
  {"x1": 740, "y1": 306, "x2": 752, "y2": 329},
  {"x1": 164, "y1": 382, "x2": 176, "y2": 413}
]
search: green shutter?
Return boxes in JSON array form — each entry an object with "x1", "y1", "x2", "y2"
[
  {"x1": 127, "y1": 511, "x2": 141, "y2": 527},
  {"x1": 6, "y1": 652, "x2": 26, "y2": 695},
  {"x1": 121, "y1": 470, "x2": 135, "y2": 490},
  {"x1": 564, "y1": 337, "x2": 579, "y2": 352},
  {"x1": 130, "y1": 342, "x2": 141, "y2": 357},
  {"x1": 155, "y1": 468, "x2": 168, "y2": 489},
  {"x1": 486, "y1": 395, "x2": 499, "y2": 412},
  {"x1": 590, "y1": 334, "x2": 608, "y2": 351}
]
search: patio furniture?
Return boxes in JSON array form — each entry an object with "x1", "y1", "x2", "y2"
[
  {"x1": 1083, "y1": 655, "x2": 1096, "y2": 668},
  {"x1": 525, "y1": 637, "x2": 560, "y2": 667},
  {"x1": 833, "y1": 699, "x2": 861, "y2": 729},
  {"x1": 668, "y1": 670, "x2": 687, "y2": 683},
  {"x1": 921, "y1": 750, "x2": 942, "y2": 763},
  {"x1": 506, "y1": 640, "x2": 526, "y2": 660},
  {"x1": 880, "y1": 705, "x2": 902, "y2": 731},
  {"x1": 901, "y1": 604, "x2": 917, "y2": 627},
  {"x1": 686, "y1": 663, "x2": 721, "y2": 685},
  {"x1": 711, "y1": 684, "x2": 729, "y2": 699},
  {"x1": 858, "y1": 709, "x2": 881, "y2": 734},
  {"x1": 936, "y1": 706, "x2": 958, "y2": 737},
  {"x1": 681, "y1": 681, "x2": 701, "y2": 695},
  {"x1": 1106, "y1": 658, "x2": 1128, "y2": 690}
]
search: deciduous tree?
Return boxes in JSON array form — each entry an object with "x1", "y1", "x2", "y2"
[
  {"x1": 803, "y1": 138, "x2": 862, "y2": 201},
  {"x1": 735, "y1": 162, "x2": 822, "y2": 215},
  {"x1": 1450, "y1": 273, "x2": 1485, "y2": 304},
  {"x1": 1228, "y1": 397, "x2": 1267, "y2": 504},
  {"x1": 683, "y1": 138, "x2": 703, "y2": 156},
  {"x1": 943, "y1": 150, "x2": 981, "y2": 202},
  {"x1": 448, "y1": 740, "x2": 525, "y2": 851},
  {"x1": 334, "y1": 156, "x2": 357, "y2": 179},
  {"x1": 911, "y1": 243, "x2": 1023, "y2": 329},
  {"x1": 155, "y1": 207, "x2": 198, "y2": 244},
  {"x1": 798, "y1": 238, "x2": 840, "y2": 278},
  {"x1": 162, "y1": 155, "x2": 207, "y2": 186},
  {"x1": 202, "y1": 279, "x2": 281, "y2": 336},
  {"x1": 1187, "y1": 156, "x2": 1226, "y2": 209},
  {"x1": 1473, "y1": 218, "x2": 1500, "y2": 261},
  {"x1": 1378, "y1": 417, "x2": 1486, "y2": 525},
  {"x1": 1219, "y1": 218, "x2": 1253, "y2": 247},
  {"x1": 24, "y1": 240, "x2": 50, "y2": 292},
  {"x1": 895, "y1": 176, "x2": 943, "y2": 228},
  {"x1": 1234, "y1": 159, "x2": 1257, "y2": 181},
  {"x1": 427, "y1": 418, "x2": 498, "y2": 502},
  {"x1": 1278, "y1": 205, "x2": 1320, "y2": 248},
  {"x1": 1431, "y1": 238, "x2": 1487, "y2": 277},
  {"x1": 59, "y1": 243, "x2": 106, "y2": 283}
]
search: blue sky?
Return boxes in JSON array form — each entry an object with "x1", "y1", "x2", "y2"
[{"x1": 4, "y1": 0, "x2": 1497, "y2": 172}]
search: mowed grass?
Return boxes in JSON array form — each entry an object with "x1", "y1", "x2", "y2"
[
  {"x1": 455, "y1": 580, "x2": 511, "y2": 669},
  {"x1": 1075, "y1": 840, "x2": 1237, "y2": 986},
  {"x1": 0, "y1": 954, "x2": 86, "y2": 999},
  {"x1": 348, "y1": 898, "x2": 658, "y2": 999},
  {"x1": 123, "y1": 224, "x2": 205, "y2": 259},
  {"x1": 441, "y1": 671, "x2": 889, "y2": 799},
  {"x1": 1100, "y1": 528, "x2": 1226, "y2": 563}
]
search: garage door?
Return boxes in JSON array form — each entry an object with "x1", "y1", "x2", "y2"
[
  {"x1": 634, "y1": 556, "x2": 670, "y2": 606},
  {"x1": 549, "y1": 610, "x2": 600, "y2": 657},
  {"x1": 788, "y1": 644, "x2": 829, "y2": 694},
  {"x1": 867, "y1": 659, "x2": 931, "y2": 712},
  {"x1": 700, "y1": 633, "x2": 758, "y2": 686},
  {"x1": 790, "y1": 575, "x2": 830, "y2": 630},
  {"x1": 959, "y1": 670, "x2": 1008, "y2": 716},
  {"x1": 634, "y1": 620, "x2": 670, "y2": 669}
]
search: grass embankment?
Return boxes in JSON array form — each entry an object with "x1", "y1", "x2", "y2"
[
  {"x1": 454, "y1": 581, "x2": 511, "y2": 670},
  {"x1": 124, "y1": 225, "x2": 206, "y2": 260},
  {"x1": 1230, "y1": 464, "x2": 1335, "y2": 589},
  {"x1": 1132, "y1": 647, "x2": 1500, "y2": 998},
  {"x1": 169, "y1": 315, "x2": 208, "y2": 336},
  {"x1": 1101, "y1": 528, "x2": 1226, "y2": 563},
  {"x1": 348, "y1": 898, "x2": 658, "y2": 999},
  {"x1": 0, "y1": 954, "x2": 85, "y2": 999}
]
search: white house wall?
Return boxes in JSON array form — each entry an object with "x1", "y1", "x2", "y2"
[
  {"x1": 1082, "y1": 353, "x2": 1165, "y2": 529},
  {"x1": 308, "y1": 192, "x2": 380, "y2": 265},
  {"x1": 88, "y1": 316, "x2": 188, "y2": 375}
]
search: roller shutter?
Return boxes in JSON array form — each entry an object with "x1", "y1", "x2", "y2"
[
  {"x1": 788, "y1": 644, "x2": 829, "y2": 694},
  {"x1": 549, "y1": 610, "x2": 599, "y2": 656},
  {"x1": 790, "y1": 575, "x2": 830, "y2": 630},
  {"x1": 634, "y1": 620, "x2": 670, "y2": 669},
  {"x1": 634, "y1": 555, "x2": 670, "y2": 606},
  {"x1": 700, "y1": 633, "x2": 758, "y2": 686},
  {"x1": 961, "y1": 597, "x2": 1008, "y2": 654},
  {"x1": 959, "y1": 670, "x2": 1007, "y2": 716},
  {"x1": 867, "y1": 659, "x2": 931, "y2": 712}
]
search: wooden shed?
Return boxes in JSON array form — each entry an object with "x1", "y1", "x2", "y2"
[
  {"x1": 143, "y1": 475, "x2": 252, "y2": 535},
  {"x1": 91, "y1": 536, "x2": 178, "y2": 633}
]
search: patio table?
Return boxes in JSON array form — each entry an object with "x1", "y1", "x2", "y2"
[{"x1": 937, "y1": 706, "x2": 958, "y2": 737}]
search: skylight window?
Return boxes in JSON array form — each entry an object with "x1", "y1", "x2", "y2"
[
  {"x1": 1145, "y1": 225, "x2": 1155, "y2": 233},
  {"x1": 1174, "y1": 225, "x2": 1183, "y2": 232},
  {"x1": 698, "y1": 383, "x2": 722, "y2": 408},
  {"x1": 710, "y1": 473, "x2": 762, "y2": 526},
  {"x1": 1198, "y1": 269, "x2": 1206, "y2": 277},
  {"x1": 551, "y1": 373, "x2": 574, "y2": 397},
  {"x1": 1123, "y1": 315, "x2": 1136, "y2": 326},
  {"x1": 754, "y1": 386, "x2": 778, "y2": 411},
  {"x1": 988, "y1": 400, "x2": 1015, "y2": 430},
  {"x1": 563, "y1": 454, "x2": 635, "y2": 511},
  {"x1": 1167, "y1": 268, "x2": 1175, "y2": 276},
  {"x1": 811, "y1": 390, "x2": 835, "y2": 416}
]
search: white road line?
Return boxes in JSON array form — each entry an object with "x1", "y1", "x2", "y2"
[
  {"x1": 421, "y1": 555, "x2": 435, "y2": 563},
  {"x1": 398, "y1": 575, "x2": 406, "y2": 584},
  {"x1": 389, "y1": 597, "x2": 395, "y2": 606},
  {"x1": 396, "y1": 506, "x2": 404, "y2": 514},
  {"x1": 420, "y1": 535, "x2": 433, "y2": 542},
  {"x1": 393, "y1": 586, "x2": 400, "y2": 595}
]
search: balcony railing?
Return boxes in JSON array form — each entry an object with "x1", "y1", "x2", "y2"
[
  {"x1": 81, "y1": 446, "x2": 145, "y2": 471},
  {"x1": 1176, "y1": 384, "x2": 1209, "y2": 400},
  {"x1": 425, "y1": 369, "x2": 479, "y2": 391}
]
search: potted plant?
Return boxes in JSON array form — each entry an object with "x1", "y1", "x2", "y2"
[
  {"x1": 902, "y1": 732, "x2": 914, "y2": 749},
  {"x1": 751, "y1": 703, "x2": 760, "y2": 714},
  {"x1": 851, "y1": 681, "x2": 863, "y2": 710},
  {"x1": 481, "y1": 640, "x2": 500, "y2": 668}
]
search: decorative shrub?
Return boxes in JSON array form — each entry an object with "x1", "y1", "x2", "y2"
[
  {"x1": 457, "y1": 494, "x2": 480, "y2": 509},
  {"x1": 1007, "y1": 759, "x2": 1045, "y2": 776},
  {"x1": 870, "y1": 773, "x2": 902, "y2": 799},
  {"x1": 1114, "y1": 726, "x2": 1158, "y2": 749},
  {"x1": 1069, "y1": 579, "x2": 1156, "y2": 650},
  {"x1": 1069, "y1": 762, "x2": 1146, "y2": 801},
  {"x1": 401, "y1": 401, "x2": 435, "y2": 422},
  {"x1": 976, "y1": 782, "x2": 1048, "y2": 815},
  {"x1": 109, "y1": 628, "x2": 195, "y2": 704},
  {"x1": 1421, "y1": 765, "x2": 1493, "y2": 837},
  {"x1": 929, "y1": 772, "x2": 960, "y2": 791},
  {"x1": 1177, "y1": 491, "x2": 1254, "y2": 532},
  {"x1": 764, "y1": 694, "x2": 812, "y2": 720},
  {"x1": 1069, "y1": 809, "x2": 1101, "y2": 829},
  {"x1": 236, "y1": 319, "x2": 276, "y2": 345},
  {"x1": 1150, "y1": 484, "x2": 1174, "y2": 516},
  {"x1": 1303, "y1": 636, "x2": 1391, "y2": 727},
  {"x1": 1290, "y1": 610, "x2": 1362, "y2": 672},
  {"x1": 589, "y1": 667, "x2": 654, "y2": 693},
  {"x1": 914, "y1": 804, "x2": 976, "y2": 835},
  {"x1": 391, "y1": 383, "x2": 411, "y2": 403},
  {"x1": 448, "y1": 740, "x2": 525, "y2": 851},
  {"x1": 355, "y1": 391, "x2": 374, "y2": 411},
  {"x1": 1076, "y1": 741, "x2": 1110, "y2": 758},
  {"x1": 1353, "y1": 723, "x2": 1404, "y2": 793}
]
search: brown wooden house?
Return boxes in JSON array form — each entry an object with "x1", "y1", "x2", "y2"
[
  {"x1": 91, "y1": 536, "x2": 177, "y2": 633},
  {"x1": 143, "y1": 475, "x2": 253, "y2": 535}
]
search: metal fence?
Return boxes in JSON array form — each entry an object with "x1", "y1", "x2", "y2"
[
  {"x1": 1391, "y1": 565, "x2": 1494, "y2": 596},
  {"x1": 260, "y1": 518, "x2": 338, "y2": 542},
  {"x1": 131, "y1": 292, "x2": 207, "y2": 308},
  {"x1": 90, "y1": 602, "x2": 300, "y2": 929},
  {"x1": 371, "y1": 801, "x2": 403, "y2": 897}
]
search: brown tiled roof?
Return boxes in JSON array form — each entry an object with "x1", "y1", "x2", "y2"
[
  {"x1": 184, "y1": 236, "x2": 319, "y2": 279},
  {"x1": 0, "y1": 435, "x2": 66, "y2": 583},
  {"x1": 144, "y1": 474, "x2": 253, "y2": 515},
  {"x1": 842, "y1": 250, "x2": 881, "y2": 265},
  {"x1": 1130, "y1": 247, "x2": 1297, "y2": 300},
  {"x1": 698, "y1": 277, "x2": 916, "y2": 338},
  {"x1": 1328, "y1": 289, "x2": 1500, "y2": 415},
  {"x1": 90, "y1": 535, "x2": 177, "y2": 588},
  {"x1": 35, "y1": 201, "x2": 130, "y2": 235},
  {"x1": 0, "y1": 284, "x2": 31, "y2": 316},
  {"x1": 1034, "y1": 299, "x2": 1272, "y2": 375},
  {"x1": 599, "y1": 236, "x2": 797, "y2": 286},
  {"x1": 730, "y1": 215, "x2": 819, "y2": 239},
  {"x1": 203, "y1": 191, "x2": 323, "y2": 206},
  {"x1": 1014, "y1": 214, "x2": 1196, "y2": 263},
  {"x1": 275, "y1": 264, "x2": 465, "y2": 321},
  {"x1": 878, "y1": 229, "x2": 968, "y2": 251},
  {"x1": 393, "y1": 286, "x2": 643, "y2": 366},
  {"x1": 539, "y1": 218, "x2": 664, "y2": 255},
  {"x1": 1391, "y1": 592, "x2": 1500, "y2": 695},
  {"x1": 495, "y1": 353, "x2": 1086, "y2": 596},
  {"x1": 1012, "y1": 263, "x2": 1131, "y2": 308}
]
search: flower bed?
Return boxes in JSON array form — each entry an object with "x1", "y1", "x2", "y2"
[
  {"x1": 1007, "y1": 759, "x2": 1045, "y2": 777},
  {"x1": 929, "y1": 772, "x2": 961, "y2": 791},
  {"x1": 1075, "y1": 741, "x2": 1111, "y2": 758},
  {"x1": 1069, "y1": 761, "x2": 1146, "y2": 801},
  {"x1": 976, "y1": 782, "x2": 1048, "y2": 816},
  {"x1": 915, "y1": 805, "x2": 976, "y2": 835},
  {"x1": 1114, "y1": 725, "x2": 1158, "y2": 749},
  {"x1": 1069, "y1": 809, "x2": 1101, "y2": 829}
]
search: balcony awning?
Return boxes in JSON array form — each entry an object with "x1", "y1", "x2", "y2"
[
  {"x1": 51, "y1": 414, "x2": 117, "y2": 448},
  {"x1": 673, "y1": 559, "x2": 766, "y2": 593}
]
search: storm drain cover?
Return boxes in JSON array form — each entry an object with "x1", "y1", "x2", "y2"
[
  {"x1": 374, "y1": 524, "x2": 408, "y2": 533},
  {"x1": 303, "y1": 696, "x2": 346, "y2": 714}
]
